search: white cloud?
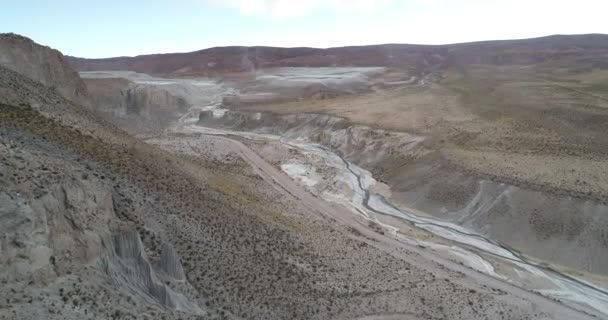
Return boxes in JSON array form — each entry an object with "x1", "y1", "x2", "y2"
[
  {"x1": 203, "y1": 0, "x2": 608, "y2": 46},
  {"x1": 206, "y1": 0, "x2": 398, "y2": 18}
]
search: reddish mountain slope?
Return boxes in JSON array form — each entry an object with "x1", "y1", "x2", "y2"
[{"x1": 66, "y1": 34, "x2": 608, "y2": 76}]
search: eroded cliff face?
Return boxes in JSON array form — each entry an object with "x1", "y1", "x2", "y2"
[
  {"x1": 0, "y1": 129, "x2": 203, "y2": 319},
  {"x1": 123, "y1": 84, "x2": 190, "y2": 119},
  {"x1": 84, "y1": 79, "x2": 190, "y2": 118},
  {"x1": 81, "y1": 73, "x2": 238, "y2": 134},
  {"x1": 0, "y1": 35, "x2": 204, "y2": 318},
  {"x1": 198, "y1": 109, "x2": 608, "y2": 275},
  {"x1": 0, "y1": 33, "x2": 89, "y2": 105}
]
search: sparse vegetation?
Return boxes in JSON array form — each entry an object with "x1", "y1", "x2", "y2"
[{"x1": 3, "y1": 32, "x2": 605, "y2": 320}]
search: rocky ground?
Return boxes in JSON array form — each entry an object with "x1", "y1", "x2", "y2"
[
  {"x1": 2, "y1": 33, "x2": 607, "y2": 319},
  {"x1": 1, "y1": 64, "x2": 574, "y2": 320}
]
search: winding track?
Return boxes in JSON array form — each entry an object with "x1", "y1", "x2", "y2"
[
  {"x1": 333, "y1": 141, "x2": 608, "y2": 295},
  {"x1": 176, "y1": 125, "x2": 598, "y2": 320},
  {"x1": 279, "y1": 135, "x2": 608, "y2": 316}
]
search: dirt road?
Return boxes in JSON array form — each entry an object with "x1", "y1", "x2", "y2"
[{"x1": 188, "y1": 133, "x2": 597, "y2": 320}]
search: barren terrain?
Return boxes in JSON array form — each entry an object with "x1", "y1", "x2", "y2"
[{"x1": 3, "y1": 32, "x2": 608, "y2": 319}]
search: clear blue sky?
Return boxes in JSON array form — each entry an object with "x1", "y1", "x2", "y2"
[{"x1": 2, "y1": 0, "x2": 607, "y2": 58}]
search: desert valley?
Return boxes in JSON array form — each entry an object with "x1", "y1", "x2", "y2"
[{"x1": 1, "y1": 32, "x2": 608, "y2": 319}]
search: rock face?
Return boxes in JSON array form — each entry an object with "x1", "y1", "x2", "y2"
[
  {"x1": 0, "y1": 126, "x2": 205, "y2": 318},
  {"x1": 99, "y1": 230, "x2": 202, "y2": 315},
  {"x1": 0, "y1": 33, "x2": 89, "y2": 105},
  {"x1": 123, "y1": 84, "x2": 190, "y2": 119},
  {"x1": 76, "y1": 77, "x2": 132, "y2": 116},
  {"x1": 83, "y1": 77, "x2": 191, "y2": 132},
  {"x1": 0, "y1": 146, "x2": 116, "y2": 287},
  {"x1": 0, "y1": 35, "x2": 204, "y2": 319},
  {"x1": 160, "y1": 241, "x2": 186, "y2": 281},
  {"x1": 0, "y1": 192, "x2": 55, "y2": 285}
]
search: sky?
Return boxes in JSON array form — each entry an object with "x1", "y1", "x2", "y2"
[{"x1": 2, "y1": 0, "x2": 607, "y2": 58}]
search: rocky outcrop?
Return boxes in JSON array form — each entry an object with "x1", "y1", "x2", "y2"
[
  {"x1": 123, "y1": 84, "x2": 190, "y2": 118},
  {"x1": 198, "y1": 110, "x2": 427, "y2": 165},
  {"x1": 84, "y1": 79, "x2": 190, "y2": 119},
  {"x1": 0, "y1": 33, "x2": 89, "y2": 105},
  {"x1": 82, "y1": 75, "x2": 207, "y2": 133},
  {"x1": 76, "y1": 77, "x2": 132, "y2": 117},
  {"x1": 0, "y1": 192, "x2": 55, "y2": 284},
  {"x1": 0, "y1": 35, "x2": 203, "y2": 319},
  {"x1": 160, "y1": 241, "x2": 186, "y2": 281},
  {"x1": 0, "y1": 113, "x2": 205, "y2": 319},
  {"x1": 0, "y1": 175, "x2": 115, "y2": 285},
  {"x1": 99, "y1": 230, "x2": 202, "y2": 315}
]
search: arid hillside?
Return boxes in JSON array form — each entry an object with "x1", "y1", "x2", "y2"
[
  {"x1": 0, "y1": 33, "x2": 89, "y2": 105},
  {"x1": 5, "y1": 33, "x2": 596, "y2": 320},
  {"x1": 66, "y1": 34, "x2": 608, "y2": 76}
]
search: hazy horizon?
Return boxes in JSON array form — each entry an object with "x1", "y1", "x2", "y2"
[
  {"x1": 3, "y1": 0, "x2": 608, "y2": 58},
  {"x1": 60, "y1": 32, "x2": 608, "y2": 60}
]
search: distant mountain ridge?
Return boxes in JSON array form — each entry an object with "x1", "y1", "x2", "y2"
[{"x1": 66, "y1": 34, "x2": 608, "y2": 76}]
